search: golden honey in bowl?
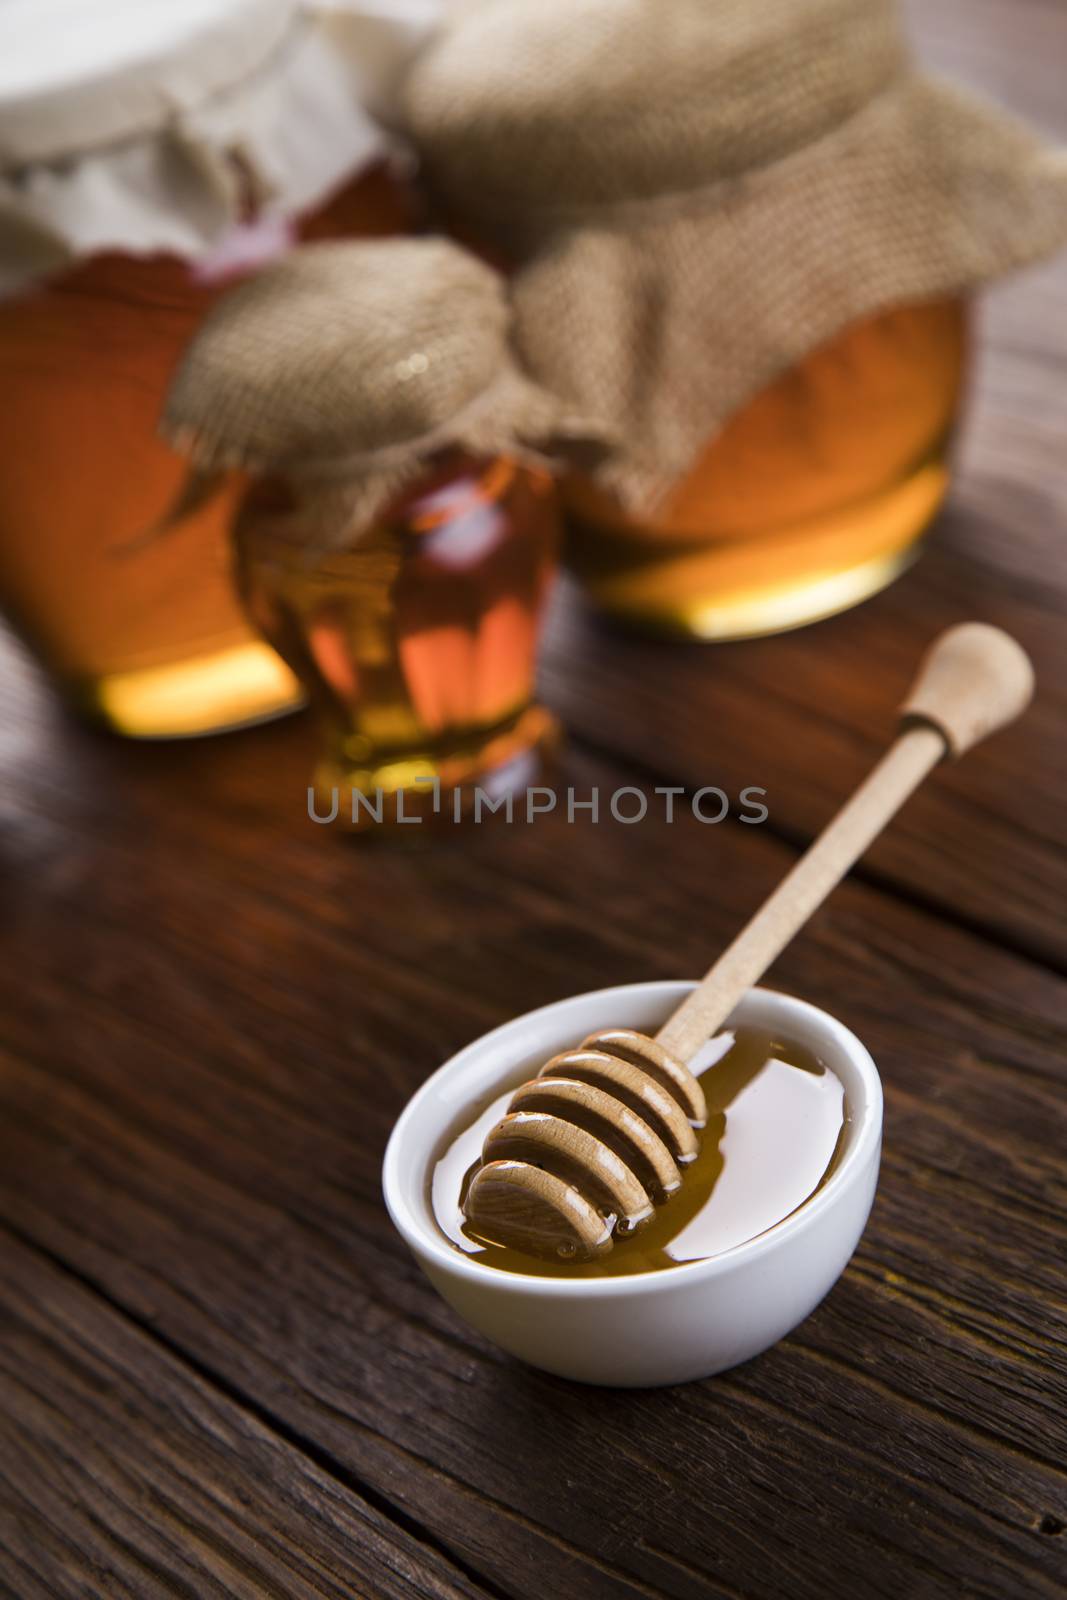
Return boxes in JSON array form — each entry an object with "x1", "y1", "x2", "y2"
[{"x1": 432, "y1": 1026, "x2": 847, "y2": 1278}]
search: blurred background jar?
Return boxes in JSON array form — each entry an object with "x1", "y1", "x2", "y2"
[
  {"x1": 0, "y1": 0, "x2": 442, "y2": 737},
  {"x1": 163, "y1": 237, "x2": 588, "y2": 822},
  {"x1": 563, "y1": 297, "x2": 970, "y2": 639},
  {"x1": 402, "y1": 0, "x2": 1067, "y2": 642}
]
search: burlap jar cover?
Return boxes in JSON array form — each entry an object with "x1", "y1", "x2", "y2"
[
  {"x1": 163, "y1": 236, "x2": 605, "y2": 551},
  {"x1": 401, "y1": 0, "x2": 1067, "y2": 514}
]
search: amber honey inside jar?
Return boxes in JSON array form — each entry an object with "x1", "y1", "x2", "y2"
[
  {"x1": 237, "y1": 454, "x2": 561, "y2": 824},
  {"x1": 0, "y1": 163, "x2": 413, "y2": 738},
  {"x1": 564, "y1": 297, "x2": 969, "y2": 640}
]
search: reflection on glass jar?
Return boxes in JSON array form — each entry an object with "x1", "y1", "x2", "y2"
[
  {"x1": 237, "y1": 456, "x2": 561, "y2": 826},
  {"x1": 0, "y1": 164, "x2": 412, "y2": 738},
  {"x1": 564, "y1": 298, "x2": 969, "y2": 640}
]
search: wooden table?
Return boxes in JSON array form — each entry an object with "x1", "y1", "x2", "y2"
[{"x1": 2, "y1": 6, "x2": 1065, "y2": 1597}]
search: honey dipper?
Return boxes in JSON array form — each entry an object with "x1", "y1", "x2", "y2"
[{"x1": 463, "y1": 624, "x2": 1034, "y2": 1262}]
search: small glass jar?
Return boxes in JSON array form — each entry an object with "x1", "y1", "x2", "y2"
[
  {"x1": 236, "y1": 454, "x2": 561, "y2": 825},
  {"x1": 563, "y1": 297, "x2": 969, "y2": 639}
]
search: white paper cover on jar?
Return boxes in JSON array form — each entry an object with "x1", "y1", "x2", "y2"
[{"x1": 0, "y1": 0, "x2": 448, "y2": 296}]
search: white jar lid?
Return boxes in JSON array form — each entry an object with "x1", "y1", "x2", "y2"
[
  {"x1": 0, "y1": 0, "x2": 445, "y2": 291},
  {"x1": 0, "y1": 0, "x2": 296, "y2": 165}
]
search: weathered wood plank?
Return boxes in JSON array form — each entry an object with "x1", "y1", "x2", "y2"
[
  {"x1": 540, "y1": 542, "x2": 1067, "y2": 971},
  {"x1": 905, "y1": 0, "x2": 1067, "y2": 144},
  {"x1": 0, "y1": 675, "x2": 1063, "y2": 1600},
  {"x1": 0, "y1": 1232, "x2": 496, "y2": 1600},
  {"x1": 917, "y1": 0, "x2": 1067, "y2": 597}
]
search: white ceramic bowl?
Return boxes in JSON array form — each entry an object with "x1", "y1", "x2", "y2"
[{"x1": 383, "y1": 983, "x2": 882, "y2": 1387}]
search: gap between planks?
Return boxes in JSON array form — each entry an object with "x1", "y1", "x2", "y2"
[
  {"x1": 0, "y1": 1218, "x2": 514, "y2": 1600},
  {"x1": 554, "y1": 724, "x2": 1067, "y2": 984}
]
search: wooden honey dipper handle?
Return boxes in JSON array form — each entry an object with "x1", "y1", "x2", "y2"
[
  {"x1": 463, "y1": 624, "x2": 1033, "y2": 1263},
  {"x1": 657, "y1": 624, "x2": 1034, "y2": 1063}
]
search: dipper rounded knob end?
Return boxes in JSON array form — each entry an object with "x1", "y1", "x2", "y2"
[{"x1": 901, "y1": 623, "x2": 1034, "y2": 758}]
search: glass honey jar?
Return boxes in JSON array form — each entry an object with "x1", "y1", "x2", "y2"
[
  {"x1": 164, "y1": 236, "x2": 591, "y2": 822},
  {"x1": 563, "y1": 297, "x2": 970, "y2": 639},
  {"x1": 0, "y1": 0, "x2": 437, "y2": 737},
  {"x1": 402, "y1": 0, "x2": 1067, "y2": 641},
  {"x1": 238, "y1": 455, "x2": 560, "y2": 823}
]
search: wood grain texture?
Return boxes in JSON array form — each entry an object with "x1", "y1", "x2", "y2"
[
  {"x1": 0, "y1": 644, "x2": 1064, "y2": 1597},
  {"x1": 0, "y1": 1, "x2": 1065, "y2": 1596},
  {"x1": 541, "y1": 541, "x2": 1067, "y2": 970},
  {"x1": 0, "y1": 1231, "x2": 494, "y2": 1600}
]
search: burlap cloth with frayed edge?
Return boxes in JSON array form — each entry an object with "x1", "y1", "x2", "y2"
[
  {"x1": 162, "y1": 236, "x2": 608, "y2": 552},
  {"x1": 401, "y1": 0, "x2": 1067, "y2": 514}
]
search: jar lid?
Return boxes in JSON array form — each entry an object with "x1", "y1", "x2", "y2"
[
  {"x1": 402, "y1": 0, "x2": 1067, "y2": 517},
  {"x1": 0, "y1": 1, "x2": 446, "y2": 295},
  {"x1": 0, "y1": 0, "x2": 297, "y2": 166},
  {"x1": 163, "y1": 235, "x2": 607, "y2": 548},
  {"x1": 402, "y1": 0, "x2": 907, "y2": 217},
  {"x1": 167, "y1": 237, "x2": 517, "y2": 464}
]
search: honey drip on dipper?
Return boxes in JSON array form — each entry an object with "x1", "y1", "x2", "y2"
[{"x1": 436, "y1": 1026, "x2": 846, "y2": 1276}]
